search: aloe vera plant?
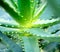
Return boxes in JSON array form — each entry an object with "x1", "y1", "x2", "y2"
[{"x1": 0, "y1": 0, "x2": 60, "y2": 52}]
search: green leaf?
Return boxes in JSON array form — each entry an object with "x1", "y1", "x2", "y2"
[
  {"x1": 10, "y1": 0, "x2": 17, "y2": 9},
  {"x1": 0, "y1": 32, "x2": 22, "y2": 52},
  {"x1": 33, "y1": 2, "x2": 47, "y2": 21},
  {"x1": 0, "y1": 42, "x2": 11, "y2": 52},
  {"x1": 32, "y1": 18, "x2": 60, "y2": 28},
  {"x1": 39, "y1": 36, "x2": 60, "y2": 42},
  {"x1": 47, "y1": 24, "x2": 60, "y2": 34},
  {"x1": 22, "y1": 36, "x2": 40, "y2": 52},
  {"x1": 0, "y1": 26, "x2": 20, "y2": 33},
  {"x1": 0, "y1": 0, "x2": 22, "y2": 26},
  {"x1": 43, "y1": 42, "x2": 59, "y2": 52},
  {"x1": 4, "y1": 0, "x2": 17, "y2": 11},
  {"x1": 25, "y1": 28, "x2": 60, "y2": 42},
  {"x1": 17, "y1": 0, "x2": 36, "y2": 26},
  {"x1": 47, "y1": 0, "x2": 60, "y2": 17},
  {"x1": 56, "y1": 31, "x2": 60, "y2": 35},
  {"x1": 25, "y1": 28, "x2": 51, "y2": 36},
  {"x1": 0, "y1": 19, "x2": 19, "y2": 28}
]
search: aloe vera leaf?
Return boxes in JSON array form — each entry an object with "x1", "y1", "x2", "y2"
[
  {"x1": 0, "y1": 26, "x2": 20, "y2": 33},
  {"x1": 0, "y1": 19, "x2": 19, "y2": 28},
  {"x1": 33, "y1": 2, "x2": 47, "y2": 21},
  {"x1": 0, "y1": 0, "x2": 23, "y2": 26},
  {"x1": 10, "y1": 0, "x2": 17, "y2": 9},
  {"x1": 25, "y1": 28, "x2": 51, "y2": 36},
  {"x1": 25, "y1": 28, "x2": 60, "y2": 42},
  {"x1": 0, "y1": 32, "x2": 22, "y2": 52},
  {"x1": 47, "y1": 0, "x2": 60, "y2": 17},
  {"x1": 39, "y1": 36, "x2": 60, "y2": 42},
  {"x1": 47, "y1": 24, "x2": 60, "y2": 34},
  {"x1": 56, "y1": 31, "x2": 60, "y2": 35},
  {"x1": 22, "y1": 36, "x2": 40, "y2": 52},
  {"x1": 4, "y1": 0, "x2": 17, "y2": 11},
  {"x1": 32, "y1": 18, "x2": 60, "y2": 28},
  {"x1": 17, "y1": 0, "x2": 37, "y2": 26},
  {"x1": 18, "y1": 0, "x2": 32, "y2": 24},
  {"x1": 43, "y1": 42, "x2": 58, "y2": 52}
]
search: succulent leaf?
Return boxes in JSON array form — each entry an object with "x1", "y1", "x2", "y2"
[
  {"x1": 22, "y1": 36, "x2": 40, "y2": 52},
  {"x1": 0, "y1": 32, "x2": 22, "y2": 52}
]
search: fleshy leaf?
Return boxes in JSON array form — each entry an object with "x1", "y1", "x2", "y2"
[
  {"x1": 25, "y1": 28, "x2": 60, "y2": 42},
  {"x1": 43, "y1": 42, "x2": 59, "y2": 52},
  {"x1": 17, "y1": 0, "x2": 36, "y2": 26},
  {"x1": 32, "y1": 18, "x2": 60, "y2": 28},
  {"x1": 0, "y1": 26, "x2": 20, "y2": 33},
  {"x1": 0, "y1": 19, "x2": 19, "y2": 28},
  {"x1": 0, "y1": 0, "x2": 22, "y2": 26},
  {"x1": 33, "y1": 2, "x2": 47, "y2": 21},
  {"x1": 47, "y1": 24, "x2": 60, "y2": 34},
  {"x1": 0, "y1": 32, "x2": 22, "y2": 52},
  {"x1": 22, "y1": 36, "x2": 40, "y2": 52}
]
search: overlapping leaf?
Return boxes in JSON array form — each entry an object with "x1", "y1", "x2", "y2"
[{"x1": 0, "y1": 32, "x2": 22, "y2": 52}]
